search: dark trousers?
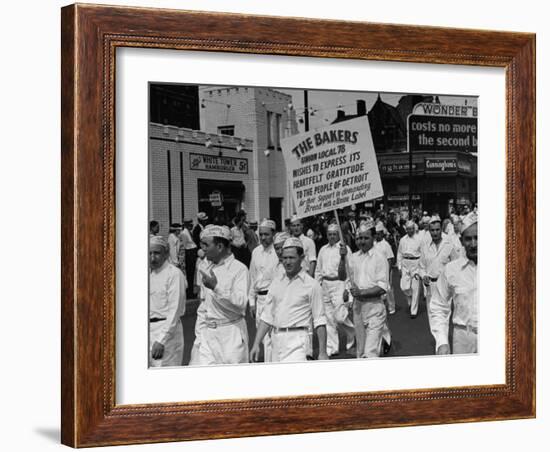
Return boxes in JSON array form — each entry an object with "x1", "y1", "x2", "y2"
[{"x1": 185, "y1": 248, "x2": 198, "y2": 298}]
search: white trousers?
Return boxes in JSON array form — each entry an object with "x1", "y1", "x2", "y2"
[
  {"x1": 322, "y1": 279, "x2": 355, "y2": 355},
  {"x1": 353, "y1": 300, "x2": 388, "y2": 358},
  {"x1": 198, "y1": 318, "x2": 249, "y2": 365},
  {"x1": 400, "y1": 259, "x2": 420, "y2": 315},
  {"x1": 453, "y1": 327, "x2": 478, "y2": 354},
  {"x1": 383, "y1": 268, "x2": 396, "y2": 313},
  {"x1": 149, "y1": 319, "x2": 184, "y2": 367},
  {"x1": 255, "y1": 294, "x2": 272, "y2": 362},
  {"x1": 271, "y1": 329, "x2": 309, "y2": 363}
]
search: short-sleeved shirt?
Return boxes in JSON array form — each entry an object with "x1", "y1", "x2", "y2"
[{"x1": 261, "y1": 270, "x2": 326, "y2": 329}]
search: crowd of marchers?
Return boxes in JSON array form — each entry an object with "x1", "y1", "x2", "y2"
[{"x1": 148, "y1": 205, "x2": 478, "y2": 367}]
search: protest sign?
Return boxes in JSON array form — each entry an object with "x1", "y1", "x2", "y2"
[{"x1": 280, "y1": 116, "x2": 383, "y2": 218}]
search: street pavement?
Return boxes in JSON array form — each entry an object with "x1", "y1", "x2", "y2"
[{"x1": 179, "y1": 270, "x2": 435, "y2": 365}]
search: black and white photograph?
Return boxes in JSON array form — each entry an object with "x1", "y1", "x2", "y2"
[{"x1": 148, "y1": 83, "x2": 478, "y2": 368}]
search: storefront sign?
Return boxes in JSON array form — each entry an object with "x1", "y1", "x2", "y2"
[
  {"x1": 408, "y1": 105, "x2": 478, "y2": 154},
  {"x1": 425, "y1": 158, "x2": 457, "y2": 173},
  {"x1": 380, "y1": 161, "x2": 419, "y2": 174},
  {"x1": 457, "y1": 159, "x2": 472, "y2": 174},
  {"x1": 281, "y1": 116, "x2": 383, "y2": 218},
  {"x1": 387, "y1": 194, "x2": 421, "y2": 202},
  {"x1": 189, "y1": 153, "x2": 248, "y2": 174},
  {"x1": 209, "y1": 191, "x2": 223, "y2": 206}
]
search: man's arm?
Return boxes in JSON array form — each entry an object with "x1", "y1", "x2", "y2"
[
  {"x1": 153, "y1": 269, "x2": 186, "y2": 355},
  {"x1": 430, "y1": 268, "x2": 453, "y2": 354},
  {"x1": 250, "y1": 320, "x2": 272, "y2": 362},
  {"x1": 315, "y1": 325, "x2": 329, "y2": 360}
]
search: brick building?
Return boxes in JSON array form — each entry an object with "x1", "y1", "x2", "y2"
[{"x1": 149, "y1": 85, "x2": 299, "y2": 234}]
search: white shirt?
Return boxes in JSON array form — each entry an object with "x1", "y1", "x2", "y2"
[
  {"x1": 298, "y1": 233, "x2": 317, "y2": 271},
  {"x1": 261, "y1": 270, "x2": 326, "y2": 329},
  {"x1": 419, "y1": 237, "x2": 458, "y2": 280},
  {"x1": 179, "y1": 228, "x2": 197, "y2": 250},
  {"x1": 149, "y1": 261, "x2": 186, "y2": 345},
  {"x1": 195, "y1": 256, "x2": 210, "y2": 301},
  {"x1": 248, "y1": 244, "x2": 280, "y2": 307},
  {"x1": 430, "y1": 257, "x2": 478, "y2": 350},
  {"x1": 348, "y1": 247, "x2": 389, "y2": 295},
  {"x1": 231, "y1": 226, "x2": 246, "y2": 247},
  {"x1": 202, "y1": 254, "x2": 249, "y2": 322},
  {"x1": 167, "y1": 233, "x2": 180, "y2": 266},
  {"x1": 314, "y1": 241, "x2": 351, "y2": 282},
  {"x1": 397, "y1": 234, "x2": 423, "y2": 269},
  {"x1": 374, "y1": 238, "x2": 394, "y2": 261}
]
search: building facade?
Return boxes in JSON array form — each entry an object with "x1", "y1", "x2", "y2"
[{"x1": 149, "y1": 85, "x2": 299, "y2": 234}]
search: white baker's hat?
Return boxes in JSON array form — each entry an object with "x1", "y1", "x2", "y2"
[
  {"x1": 149, "y1": 235, "x2": 169, "y2": 250},
  {"x1": 282, "y1": 237, "x2": 304, "y2": 250},
  {"x1": 290, "y1": 214, "x2": 302, "y2": 224},
  {"x1": 274, "y1": 232, "x2": 290, "y2": 245},
  {"x1": 327, "y1": 223, "x2": 339, "y2": 233},
  {"x1": 259, "y1": 219, "x2": 276, "y2": 231},
  {"x1": 375, "y1": 221, "x2": 386, "y2": 233},
  {"x1": 429, "y1": 214, "x2": 442, "y2": 224},
  {"x1": 200, "y1": 225, "x2": 232, "y2": 241},
  {"x1": 357, "y1": 219, "x2": 375, "y2": 235},
  {"x1": 461, "y1": 212, "x2": 478, "y2": 233},
  {"x1": 405, "y1": 220, "x2": 415, "y2": 229}
]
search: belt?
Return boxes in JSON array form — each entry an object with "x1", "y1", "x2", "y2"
[
  {"x1": 256, "y1": 290, "x2": 269, "y2": 296},
  {"x1": 149, "y1": 317, "x2": 167, "y2": 323},
  {"x1": 322, "y1": 276, "x2": 341, "y2": 281},
  {"x1": 403, "y1": 256, "x2": 420, "y2": 260},
  {"x1": 205, "y1": 317, "x2": 243, "y2": 329},
  {"x1": 272, "y1": 326, "x2": 309, "y2": 333},
  {"x1": 453, "y1": 323, "x2": 478, "y2": 334}
]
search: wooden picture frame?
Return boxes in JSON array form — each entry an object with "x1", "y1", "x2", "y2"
[{"x1": 61, "y1": 3, "x2": 535, "y2": 447}]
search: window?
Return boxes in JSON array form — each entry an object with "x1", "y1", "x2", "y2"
[
  {"x1": 267, "y1": 111, "x2": 274, "y2": 149},
  {"x1": 218, "y1": 125, "x2": 235, "y2": 136}
]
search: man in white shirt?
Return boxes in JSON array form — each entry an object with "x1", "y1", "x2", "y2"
[
  {"x1": 250, "y1": 238, "x2": 329, "y2": 363},
  {"x1": 248, "y1": 219, "x2": 279, "y2": 362},
  {"x1": 431, "y1": 212, "x2": 478, "y2": 355},
  {"x1": 198, "y1": 225, "x2": 250, "y2": 365},
  {"x1": 341, "y1": 222, "x2": 389, "y2": 358},
  {"x1": 167, "y1": 223, "x2": 182, "y2": 267},
  {"x1": 418, "y1": 215, "x2": 459, "y2": 333},
  {"x1": 180, "y1": 218, "x2": 198, "y2": 298},
  {"x1": 397, "y1": 220, "x2": 423, "y2": 318},
  {"x1": 149, "y1": 236, "x2": 186, "y2": 367},
  {"x1": 289, "y1": 215, "x2": 317, "y2": 277},
  {"x1": 374, "y1": 221, "x2": 396, "y2": 315},
  {"x1": 273, "y1": 231, "x2": 290, "y2": 279},
  {"x1": 315, "y1": 223, "x2": 355, "y2": 356}
]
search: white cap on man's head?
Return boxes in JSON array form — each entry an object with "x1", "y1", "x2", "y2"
[
  {"x1": 327, "y1": 223, "x2": 339, "y2": 233},
  {"x1": 405, "y1": 220, "x2": 415, "y2": 229},
  {"x1": 461, "y1": 212, "x2": 478, "y2": 233},
  {"x1": 429, "y1": 214, "x2": 442, "y2": 224},
  {"x1": 375, "y1": 221, "x2": 386, "y2": 233},
  {"x1": 200, "y1": 225, "x2": 231, "y2": 241},
  {"x1": 259, "y1": 219, "x2": 276, "y2": 230},
  {"x1": 197, "y1": 212, "x2": 208, "y2": 221},
  {"x1": 282, "y1": 237, "x2": 304, "y2": 250},
  {"x1": 150, "y1": 236, "x2": 168, "y2": 250},
  {"x1": 274, "y1": 232, "x2": 290, "y2": 245}
]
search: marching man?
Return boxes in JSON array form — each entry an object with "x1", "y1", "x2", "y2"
[
  {"x1": 374, "y1": 221, "x2": 396, "y2": 315},
  {"x1": 289, "y1": 215, "x2": 317, "y2": 277},
  {"x1": 149, "y1": 236, "x2": 186, "y2": 367},
  {"x1": 250, "y1": 237, "x2": 329, "y2": 363},
  {"x1": 340, "y1": 221, "x2": 389, "y2": 358},
  {"x1": 397, "y1": 220, "x2": 423, "y2": 318},
  {"x1": 430, "y1": 212, "x2": 478, "y2": 355},
  {"x1": 198, "y1": 225, "x2": 250, "y2": 365},
  {"x1": 248, "y1": 219, "x2": 279, "y2": 362},
  {"x1": 418, "y1": 215, "x2": 459, "y2": 331},
  {"x1": 315, "y1": 223, "x2": 355, "y2": 356}
]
